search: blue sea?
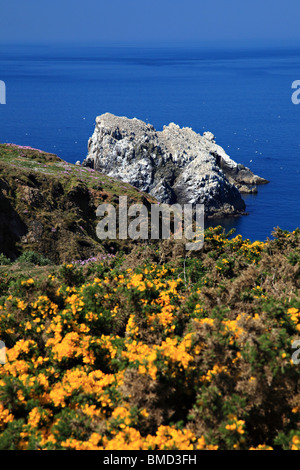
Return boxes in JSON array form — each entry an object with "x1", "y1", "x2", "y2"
[{"x1": 0, "y1": 43, "x2": 299, "y2": 241}]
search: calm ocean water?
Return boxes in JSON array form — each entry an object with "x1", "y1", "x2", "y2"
[{"x1": 0, "y1": 43, "x2": 299, "y2": 241}]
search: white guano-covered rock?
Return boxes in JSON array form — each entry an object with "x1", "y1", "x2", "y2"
[{"x1": 83, "y1": 113, "x2": 268, "y2": 218}]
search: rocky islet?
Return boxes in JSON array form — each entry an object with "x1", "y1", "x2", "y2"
[{"x1": 83, "y1": 113, "x2": 268, "y2": 218}]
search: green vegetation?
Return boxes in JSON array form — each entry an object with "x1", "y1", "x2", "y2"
[
  {"x1": 0, "y1": 144, "x2": 299, "y2": 450},
  {"x1": 0, "y1": 144, "x2": 157, "y2": 263},
  {"x1": 16, "y1": 251, "x2": 53, "y2": 266},
  {"x1": 0, "y1": 225, "x2": 299, "y2": 450}
]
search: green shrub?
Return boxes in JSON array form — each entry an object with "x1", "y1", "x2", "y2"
[
  {"x1": 17, "y1": 251, "x2": 52, "y2": 266},
  {"x1": 0, "y1": 253, "x2": 11, "y2": 266}
]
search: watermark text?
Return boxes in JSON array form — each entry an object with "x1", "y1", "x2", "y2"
[
  {"x1": 0, "y1": 81, "x2": 6, "y2": 105},
  {"x1": 291, "y1": 80, "x2": 300, "y2": 105},
  {"x1": 96, "y1": 197, "x2": 204, "y2": 251},
  {"x1": 0, "y1": 341, "x2": 6, "y2": 364}
]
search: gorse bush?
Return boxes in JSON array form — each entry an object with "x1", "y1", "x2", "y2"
[{"x1": 0, "y1": 227, "x2": 299, "y2": 450}]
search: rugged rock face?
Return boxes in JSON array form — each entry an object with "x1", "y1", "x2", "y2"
[{"x1": 83, "y1": 113, "x2": 268, "y2": 218}]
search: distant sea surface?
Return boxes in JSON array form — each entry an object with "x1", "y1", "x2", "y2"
[{"x1": 0, "y1": 43, "x2": 299, "y2": 241}]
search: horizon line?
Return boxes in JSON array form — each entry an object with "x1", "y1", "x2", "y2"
[{"x1": 1, "y1": 38, "x2": 300, "y2": 49}]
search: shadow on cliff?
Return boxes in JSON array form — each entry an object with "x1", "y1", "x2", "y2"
[{"x1": 0, "y1": 179, "x2": 27, "y2": 260}]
